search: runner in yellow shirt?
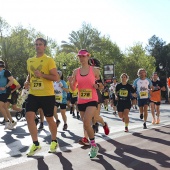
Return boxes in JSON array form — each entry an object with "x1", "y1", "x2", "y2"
[{"x1": 25, "y1": 38, "x2": 59, "y2": 156}]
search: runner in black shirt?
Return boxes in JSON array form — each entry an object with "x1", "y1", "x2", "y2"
[{"x1": 115, "y1": 73, "x2": 136, "y2": 132}]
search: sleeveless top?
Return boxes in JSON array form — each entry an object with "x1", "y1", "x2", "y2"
[{"x1": 76, "y1": 66, "x2": 98, "y2": 104}]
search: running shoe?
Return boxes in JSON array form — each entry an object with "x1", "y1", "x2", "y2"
[
  {"x1": 9, "y1": 121, "x2": 17, "y2": 129},
  {"x1": 70, "y1": 107, "x2": 73, "y2": 114},
  {"x1": 38, "y1": 123, "x2": 44, "y2": 130},
  {"x1": 143, "y1": 122, "x2": 147, "y2": 129},
  {"x1": 77, "y1": 112, "x2": 80, "y2": 119},
  {"x1": 4, "y1": 121, "x2": 11, "y2": 130},
  {"x1": 113, "y1": 112, "x2": 117, "y2": 115},
  {"x1": 56, "y1": 119, "x2": 61, "y2": 127},
  {"x1": 125, "y1": 126, "x2": 128, "y2": 132},
  {"x1": 48, "y1": 141, "x2": 58, "y2": 153},
  {"x1": 79, "y1": 137, "x2": 90, "y2": 146},
  {"x1": 63, "y1": 123, "x2": 68, "y2": 131},
  {"x1": 72, "y1": 112, "x2": 75, "y2": 117},
  {"x1": 27, "y1": 144, "x2": 41, "y2": 156},
  {"x1": 89, "y1": 145, "x2": 99, "y2": 158},
  {"x1": 103, "y1": 122, "x2": 110, "y2": 135},
  {"x1": 156, "y1": 118, "x2": 160, "y2": 124},
  {"x1": 140, "y1": 114, "x2": 143, "y2": 119}
]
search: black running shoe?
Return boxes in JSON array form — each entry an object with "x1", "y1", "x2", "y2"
[
  {"x1": 125, "y1": 126, "x2": 128, "y2": 132},
  {"x1": 63, "y1": 123, "x2": 68, "y2": 131},
  {"x1": 38, "y1": 123, "x2": 44, "y2": 130},
  {"x1": 140, "y1": 114, "x2": 143, "y2": 119},
  {"x1": 143, "y1": 122, "x2": 147, "y2": 129},
  {"x1": 113, "y1": 112, "x2": 117, "y2": 115},
  {"x1": 77, "y1": 113, "x2": 80, "y2": 119}
]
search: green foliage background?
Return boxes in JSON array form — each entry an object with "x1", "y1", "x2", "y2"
[{"x1": 0, "y1": 17, "x2": 169, "y2": 86}]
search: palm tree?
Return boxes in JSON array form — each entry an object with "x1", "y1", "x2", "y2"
[{"x1": 61, "y1": 23, "x2": 102, "y2": 55}]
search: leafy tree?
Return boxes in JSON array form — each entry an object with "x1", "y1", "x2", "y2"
[
  {"x1": 147, "y1": 35, "x2": 167, "y2": 70},
  {"x1": 0, "y1": 17, "x2": 11, "y2": 38},
  {"x1": 61, "y1": 23, "x2": 123, "y2": 80},
  {"x1": 54, "y1": 52, "x2": 79, "y2": 79},
  {"x1": 147, "y1": 35, "x2": 170, "y2": 79},
  {"x1": 0, "y1": 17, "x2": 11, "y2": 59},
  {"x1": 119, "y1": 43, "x2": 155, "y2": 83}
]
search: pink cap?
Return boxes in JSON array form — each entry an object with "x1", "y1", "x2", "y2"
[{"x1": 77, "y1": 49, "x2": 90, "y2": 57}]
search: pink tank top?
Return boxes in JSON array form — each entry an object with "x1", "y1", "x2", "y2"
[{"x1": 76, "y1": 66, "x2": 98, "y2": 104}]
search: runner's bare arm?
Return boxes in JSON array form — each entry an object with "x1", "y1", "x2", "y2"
[
  {"x1": 69, "y1": 69, "x2": 78, "y2": 91},
  {"x1": 6, "y1": 76, "x2": 14, "y2": 87},
  {"x1": 93, "y1": 67, "x2": 100, "y2": 80},
  {"x1": 34, "y1": 68, "x2": 59, "y2": 81}
]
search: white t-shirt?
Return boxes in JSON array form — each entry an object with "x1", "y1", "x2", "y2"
[{"x1": 133, "y1": 78, "x2": 152, "y2": 99}]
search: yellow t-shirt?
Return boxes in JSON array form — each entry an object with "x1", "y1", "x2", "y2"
[
  {"x1": 67, "y1": 81, "x2": 73, "y2": 93},
  {"x1": 72, "y1": 88, "x2": 78, "y2": 97},
  {"x1": 13, "y1": 79, "x2": 19, "y2": 86},
  {"x1": 27, "y1": 54, "x2": 56, "y2": 96}
]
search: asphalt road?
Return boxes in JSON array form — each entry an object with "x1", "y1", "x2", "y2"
[{"x1": 0, "y1": 102, "x2": 170, "y2": 170}]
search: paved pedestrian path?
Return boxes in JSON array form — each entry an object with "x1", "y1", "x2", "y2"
[{"x1": 0, "y1": 103, "x2": 170, "y2": 170}]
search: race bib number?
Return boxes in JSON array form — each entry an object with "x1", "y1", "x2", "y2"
[
  {"x1": 119, "y1": 89, "x2": 128, "y2": 97},
  {"x1": 55, "y1": 95, "x2": 62, "y2": 103},
  {"x1": 104, "y1": 92, "x2": 109, "y2": 96},
  {"x1": 72, "y1": 92, "x2": 78, "y2": 98},
  {"x1": 79, "y1": 89, "x2": 92, "y2": 99},
  {"x1": 139, "y1": 91, "x2": 148, "y2": 99},
  {"x1": 31, "y1": 79, "x2": 44, "y2": 90}
]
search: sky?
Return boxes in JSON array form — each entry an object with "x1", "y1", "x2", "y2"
[{"x1": 0, "y1": 0, "x2": 170, "y2": 51}]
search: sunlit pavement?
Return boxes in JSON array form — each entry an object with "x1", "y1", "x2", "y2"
[{"x1": 0, "y1": 102, "x2": 170, "y2": 170}]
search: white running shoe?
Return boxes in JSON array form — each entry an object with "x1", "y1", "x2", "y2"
[
  {"x1": 9, "y1": 121, "x2": 17, "y2": 129},
  {"x1": 4, "y1": 121, "x2": 11, "y2": 130}
]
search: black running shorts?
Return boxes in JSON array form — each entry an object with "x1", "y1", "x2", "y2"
[
  {"x1": 26, "y1": 94, "x2": 55, "y2": 117},
  {"x1": 78, "y1": 101, "x2": 98, "y2": 112}
]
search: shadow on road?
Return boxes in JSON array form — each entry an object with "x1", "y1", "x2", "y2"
[{"x1": 91, "y1": 127, "x2": 170, "y2": 170}]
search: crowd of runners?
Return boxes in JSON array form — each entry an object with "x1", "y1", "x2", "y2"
[{"x1": 0, "y1": 37, "x2": 167, "y2": 158}]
